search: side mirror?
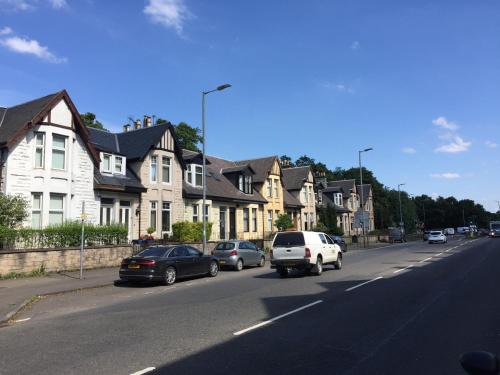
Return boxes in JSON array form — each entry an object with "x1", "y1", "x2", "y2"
[{"x1": 460, "y1": 351, "x2": 500, "y2": 375}]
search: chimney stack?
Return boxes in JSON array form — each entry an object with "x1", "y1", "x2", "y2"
[
  {"x1": 134, "y1": 119, "x2": 141, "y2": 130},
  {"x1": 143, "y1": 115, "x2": 152, "y2": 128},
  {"x1": 123, "y1": 124, "x2": 131, "y2": 133}
]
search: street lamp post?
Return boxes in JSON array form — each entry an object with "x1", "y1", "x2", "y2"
[
  {"x1": 201, "y1": 84, "x2": 231, "y2": 254},
  {"x1": 358, "y1": 148, "x2": 373, "y2": 247},
  {"x1": 398, "y1": 183, "x2": 406, "y2": 229}
]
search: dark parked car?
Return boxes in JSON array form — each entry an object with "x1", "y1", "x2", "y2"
[
  {"x1": 119, "y1": 245, "x2": 219, "y2": 285},
  {"x1": 330, "y1": 235, "x2": 347, "y2": 253}
]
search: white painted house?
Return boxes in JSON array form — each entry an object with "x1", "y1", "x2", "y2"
[{"x1": 0, "y1": 90, "x2": 100, "y2": 227}]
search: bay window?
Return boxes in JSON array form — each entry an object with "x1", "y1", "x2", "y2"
[
  {"x1": 31, "y1": 193, "x2": 42, "y2": 228},
  {"x1": 34, "y1": 132, "x2": 45, "y2": 168},
  {"x1": 49, "y1": 194, "x2": 64, "y2": 225}
]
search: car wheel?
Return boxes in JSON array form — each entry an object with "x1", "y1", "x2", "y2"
[
  {"x1": 209, "y1": 261, "x2": 219, "y2": 277},
  {"x1": 235, "y1": 259, "x2": 244, "y2": 272},
  {"x1": 313, "y1": 257, "x2": 323, "y2": 276},
  {"x1": 334, "y1": 254, "x2": 342, "y2": 270},
  {"x1": 164, "y1": 266, "x2": 176, "y2": 285},
  {"x1": 258, "y1": 256, "x2": 265, "y2": 267},
  {"x1": 277, "y1": 266, "x2": 289, "y2": 278}
]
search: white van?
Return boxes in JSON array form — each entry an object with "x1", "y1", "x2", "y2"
[
  {"x1": 270, "y1": 231, "x2": 342, "y2": 277},
  {"x1": 445, "y1": 228, "x2": 455, "y2": 235}
]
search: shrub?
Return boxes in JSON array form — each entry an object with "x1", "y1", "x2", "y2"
[
  {"x1": 275, "y1": 214, "x2": 294, "y2": 231},
  {"x1": 172, "y1": 221, "x2": 213, "y2": 242},
  {"x1": 0, "y1": 193, "x2": 29, "y2": 228}
]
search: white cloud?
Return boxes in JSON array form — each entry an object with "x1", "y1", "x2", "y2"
[
  {"x1": 432, "y1": 116, "x2": 459, "y2": 131},
  {"x1": 351, "y1": 41, "x2": 360, "y2": 50},
  {"x1": 0, "y1": 35, "x2": 67, "y2": 63},
  {"x1": 434, "y1": 135, "x2": 471, "y2": 153},
  {"x1": 430, "y1": 173, "x2": 461, "y2": 179},
  {"x1": 402, "y1": 147, "x2": 416, "y2": 154},
  {"x1": 0, "y1": 26, "x2": 12, "y2": 35},
  {"x1": 50, "y1": 0, "x2": 67, "y2": 9},
  {"x1": 320, "y1": 81, "x2": 354, "y2": 93},
  {"x1": 144, "y1": 0, "x2": 191, "y2": 36},
  {"x1": 485, "y1": 140, "x2": 498, "y2": 149},
  {"x1": 0, "y1": 0, "x2": 67, "y2": 11}
]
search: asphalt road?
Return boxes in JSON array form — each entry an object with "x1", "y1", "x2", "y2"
[{"x1": 0, "y1": 236, "x2": 498, "y2": 375}]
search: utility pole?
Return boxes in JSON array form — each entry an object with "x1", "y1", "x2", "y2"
[
  {"x1": 80, "y1": 201, "x2": 85, "y2": 280},
  {"x1": 398, "y1": 183, "x2": 406, "y2": 230},
  {"x1": 358, "y1": 148, "x2": 373, "y2": 247}
]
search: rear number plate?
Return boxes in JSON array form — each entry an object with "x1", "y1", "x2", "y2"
[{"x1": 128, "y1": 264, "x2": 140, "y2": 269}]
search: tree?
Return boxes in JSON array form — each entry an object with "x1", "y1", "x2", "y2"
[
  {"x1": 174, "y1": 122, "x2": 203, "y2": 152},
  {"x1": 318, "y1": 204, "x2": 343, "y2": 235},
  {"x1": 280, "y1": 155, "x2": 295, "y2": 168},
  {"x1": 0, "y1": 194, "x2": 29, "y2": 228},
  {"x1": 275, "y1": 214, "x2": 294, "y2": 231},
  {"x1": 80, "y1": 112, "x2": 108, "y2": 131},
  {"x1": 295, "y1": 155, "x2": 316, "y2": 167}
]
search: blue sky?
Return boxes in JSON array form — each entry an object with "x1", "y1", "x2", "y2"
[{"x1": 0, "y1": 0, "x2": 499, "y2": 212}]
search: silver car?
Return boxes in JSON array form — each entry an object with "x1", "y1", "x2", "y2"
[{"x1": 212, "y1": 241, "x2": 266, "y2": 271}]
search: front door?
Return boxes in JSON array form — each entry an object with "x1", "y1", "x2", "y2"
[
  {"x1": 220, "y1": 207, "x2": 227, "y2": 240},
  {"x1": 229, "y1": 208, "x2": 236, "y2": 239}
]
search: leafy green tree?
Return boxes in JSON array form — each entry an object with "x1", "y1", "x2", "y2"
[
  {"x1": 318, "y1": 204, "x2": 343, "y2": 235},
  {"x1": 174, "y1": 122, "x2": 203, "y2": 152},
  {"x1": 280, "y1": 155, "x2": 295, "y2": 168},
  {"x1": 0, "y1": 194, "x2": 29, "y2": 228},
  {"x1": 295, "y1": 155, "x2": 316, "y2": 167},
  {"x1": 80, "y1": 112, "x2": 108, "y2": 131},
  {"x1": 275, "y1": 214, "x2": 294, "y2": 231}
]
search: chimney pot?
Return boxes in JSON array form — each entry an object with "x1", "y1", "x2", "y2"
[
  {"x1": 134, "y1": 120, "x2": 141, "y2": 130},
  {"x1": 123, "y1": 124, "x2": 131, "y2": 133},
  {"x1": 143, "y1": 115, "x2": 152, "y2": 128}
]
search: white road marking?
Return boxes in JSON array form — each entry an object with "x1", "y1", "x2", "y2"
[
  {"x1": 436, "y1": 252, "x2": 443, "y2": 256},
  {"x1": 144, "y1": 291, "x2": 154, "y2": 295},
  {"x1": 420, "y1": 257, "x2": 433, "y2": 263},
  {"x1": 186, "y1": 283, "x2": 193, "y2": 286},
  {"x1": 233, "y1": 300, "x2": 323, "y2": 336},
  {"x1": 345, "y1": 277, "x2": 383, "y2": 292},
  {"x1": 14, "y1": 318, "x2": 31, "y2": 323},
  {"x1": 130, "y1": 367, "x2": 156, "y2": 375},
  {"x1": 394, "y1": 265, "x2": 413, "y2": 274}
]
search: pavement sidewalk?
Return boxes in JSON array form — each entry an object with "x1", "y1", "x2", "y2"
[{"x1": 0, "y1": 267, "x2": 119, "y2": 323}]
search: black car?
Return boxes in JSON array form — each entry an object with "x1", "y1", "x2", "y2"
[
  {"x1": 330, "y1": 235, "x2": 347, "y2": 253},
  {"x1": 119, "y1": 245, "x2": 219, "y2": 285}
]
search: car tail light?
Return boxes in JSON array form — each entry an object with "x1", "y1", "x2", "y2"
[
  {"x1": 229, "y1": 250, "x2": 238, "y2": 257},
  {"x1": 139, "y1": 260, "x2": 156, "y2": 267},
  {"x1": 305, "y1": 248, "x2": 311, "y2": 258}
]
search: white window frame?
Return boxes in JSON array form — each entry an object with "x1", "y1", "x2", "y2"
[
  {"x1": 195, "y1": 165, "x2": 203, "y2": 187},
  {"x1": 252, "y1": 208, "x2": 257, "y2": 232},
  {"x1": 114, "y1": 156, "x2": 124, "y2": 174},
  {"x1": 150, "y1": 201, "x2": 157, "y2": 231},
  {"x1": 267, "y1": 210, "x2": 273, "y2": 231},
  {"x1": 150, "y1": 155, "x2": 158, "y2": 183},
  {"x1": 34, "y1": 132, "x2": 45, "y2": 169},
  {"x1": 302, "y1": 187, "x2": 308, "y2": 202},
  {"x1": 192, "y1": 204, "x2": 199, "y2": 222},
  {"x1": 204, "y1": 204, "x2": 209, "y2": 222},
  {"x1": 51, "y1": 134, "x2": 66, "y2": 170},
  {"x1": 243, "y1": 208, "x2": 249, "y2": 232},
  {"x1": 49, "y1": 194, "x2": 65, "y2": 225},
  {"x1": 162, "y1": 156, "x2": 172, "y2": 184},
  {"x1": 102, "y1": 153, "x2": 112, "y2": 173},
  {"x1": 162, "y1": 202, "x2": 171, "y2": 233},
  {"x1": 31, "y1": 193, "x2": 42, "y2": 228},
  {"x1": 274, "y1": 179, "x2": 279, "y2": 198},
  {"x1": 267, "y1": 179, "x2": 273, "y2": 197}
]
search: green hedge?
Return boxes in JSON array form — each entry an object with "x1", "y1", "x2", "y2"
[
  {"x1": 0, "y1": 221, "x2": 128, "y2": 250},
  {"x1": 172, "y1": 221, "x2": 213, "y2": 242}
]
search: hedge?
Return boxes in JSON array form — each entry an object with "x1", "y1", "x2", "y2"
[
  {"x1": 172, "y1": 221, "x2": 213, "y2": 242},
  {"x1": 0, "y1": 221, "x2": 128, "y2": 250}
]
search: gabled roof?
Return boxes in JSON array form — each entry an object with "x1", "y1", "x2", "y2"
[
  {"x1": 282, "y1": 166, "x2": 311, "y2": 190},
  {"x1": 0, "y1": 90, "x2": 99, "y2": 163},
  {"x1": 221, "y1": 164, "x2": 254, "y2": 175},
  {"x1": 235, "y1": 156, "x2": 279, "y2": 183},
  {"x1": 94, "y1": 167, "x2": 146, "y2": 193},
  {"x1": 283, "y1": 189, "x2": 304, "y2": 209},
  {"x1": 87, "y1": 128, "x2": 121, "y2": 155},
  {"x1": 182, "y1": 152, "x2": 267, "y2": 204},
  {"x1": 357, "y1": 184, "x2": 372, "y2": 205}
]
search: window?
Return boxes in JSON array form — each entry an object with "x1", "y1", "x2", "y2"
[
  {"x1": 186, "y1": 246, "x2": 201, "y2": 257},
  {"x1": 51, "y1": 134, "x2": 66, "y2": 169},
  {"x1": 34, "y1": 132, "x2": 45, "y2": 168},
  {"x1": 267, "y1": 210, "x2": 273, "y2": 231},
  {"x1": 162, "y1": 156, "x2": 171, "y2": 184},
  {"x1": 252, "y1": 208, "x2": 257, "y2": 232},
  {"x1": 204, "y1": 204, "x2": 209, "y2": 221},
  {"x1": 100, "y1": 198, "x2": 114, "y2": 225},
  {"x1": 150, "y1": 156, "x2": 157, "y2": 182},
  {"x1": 187, "y1": 165, "x2": 193, "y2": 184},
  {"x1": 267, "y1": 179, "x2": 272, "y2": 197},
  {"x1": 308, "y1": 186, "x2": 313, "y2": 204},
  {"x1": 274, "y1": 179, "x2": 279, "y2": 198},
  {"x1": 103, "y1": 154, "x2": 112, "y2": 173},
  {"x1": 318, "y1": 233, "x2": 328, "y2": 244},
  {"x1": 31, "y1": 193, "x2": 42, "y2": 228},
  {"x1": 304, "y1": 213, "x2": 309, "y2": 230},
  {"x1": 195, "y1": 165, "x2": 203, "y2": 187},
  {"x1": 334, "y1": 193, "x2": 343, "y2": 206},
  {"x1": 192, "y1": 204, "x2": 199, "y2": 222},
  {"x1": 49, "y1": 194, "x2": 64, "y2": 225},
  {"x1": 239, "y1": 175, "x2": 253, "y2": 194},
  {"x1": 239, "y1": 175, "x2": 244, "y2": 191},
  {"x1": 162, "y1": 202, "x2": 171, "y2": 232},
  {"x1": 114, "y1": 156, "x2": 123, "y2": 174},
  {"x1": 302, "y1": 187, "x2": 308, "y2": 202},
  {"x1": 243, "y1": 208, "x2": 249, "y2": 232},
  {"x1": 150, "y1": 201, "x2": 157, "y2": 231}
]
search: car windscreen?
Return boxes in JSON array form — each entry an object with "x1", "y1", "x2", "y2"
[
  {"x1": 430, "y1": 231, "x2": 442, "y2": 235},
  {"x1": 136, "y1": 247, "x2": 171, "y2": 257},
  {"x1": 491, "y1": 224, "x2": 500, "y2": 230},
  {"x1": 273, "y1": 232, "x2": 305, "y2": 247},
  {"x1": 215, "y1": 242, "x2": 236, "y2": 250}
]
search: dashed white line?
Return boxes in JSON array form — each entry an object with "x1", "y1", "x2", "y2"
[
  {"x1": 345, "y1": 277, "x2": 383, "y2": 292},
  {"x1": 394, "y1": 265, "x2": 413, "y2": 274},
  {"x1": 14, "y1": 317, "x2": 31, "y2": 323},
  {"x1": 130, "y1": 367, "x2": 156, "y2": 375},
  {"x1": 420, "y1": 257, "x2": 433, "y2": 263},
  {"x1": 436, "y1": 252, "x2": 443, "y2": 256},
  {"x1": 233, "y1": 300, "x2": 323, "y2": 336}
]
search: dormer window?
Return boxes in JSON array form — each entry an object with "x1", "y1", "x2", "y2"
[
  {"x1": 103, "y1": 154, "x2": 112, "y2": 173},
  {"x1": 100, "y1": 152, "x2": 126, "y2": 175},
  {"x1": 334, "y1": 193, "x2": 343, "y2": 206},
  {"x1": 115, "y1": 156, "x2": 123, "y2": 174},
  {"x1": 238, "y1": 175, "x2": 253, "y2": 194},
  {"x1": 186, "y1": 164, "x2": 203, "y2": 187}
]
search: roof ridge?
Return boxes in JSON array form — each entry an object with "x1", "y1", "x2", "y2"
[
  {"x1": 117, "y1": 122, "x2": 170, "y2": 135},
  {"x1": 0, "y1": 108, "x2": 7, "y2": 128},
  {"x1": 235, "y1": 155, "x2": 277, "y2": 162}
]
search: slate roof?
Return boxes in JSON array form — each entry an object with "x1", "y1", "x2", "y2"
[
  {"x1": 283, "y1": 189, "x2": 304, "y2": 208},
  {"x1": 357, "y1": 184, "x2": 372, "y2": 205},
  {"x1": 87, "y1": 128, "x2": 121, "y2": 154},
  {"x1": 328, "y1": 179, "x2": 356, "y2": 198},
  {"x1": 282, "y1": 166, "x2": 311, "y2": 191},
  {"x1": 0, "y1": 92, "x2": 60, "y2": 146},
  {"x1": 94, "y1": 167, "x2": 145, "y2": 192},
  {"x1": 182, "y1": 151, "x2": 267, "y2": 204},
  {"x1": 234, "y1": 156, "x2": 278, "y2": 183}
]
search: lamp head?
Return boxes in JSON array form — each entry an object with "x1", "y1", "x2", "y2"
[{"x1": 217, "y1": 84, "x2": 232, "y2": 91}]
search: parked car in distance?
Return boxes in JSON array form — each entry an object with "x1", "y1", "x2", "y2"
[
  {"x1": 270, "y1": 231, "x2": 342, "y2": 278},
  {"x1": 330, "y1": 235, "x2": 347, "y2": 252},
  {"x1": 489, "y1": 221, "x2": 500, "y2": 237},
  {"x1": 212, "y1": 240, "x2": 266, "y2": 271},
  {"x1": 389, "y1": 228, "x2": 406, "y2": 243},
  {"x1": 423, "y1": 230, "x2": 431, "y2": 241},
  {"x1": 457, "y1": 227, "x2": 470, "y2": 234},
  {"x1": 119, "y1": 245, "x2": 219, "y2": 285},
  {"x1": 444, "y1": 228, "x2": 455, "y2": 235},
  {"x1": 428, "y1": 230, "x2": 447, "y2": 244}
]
